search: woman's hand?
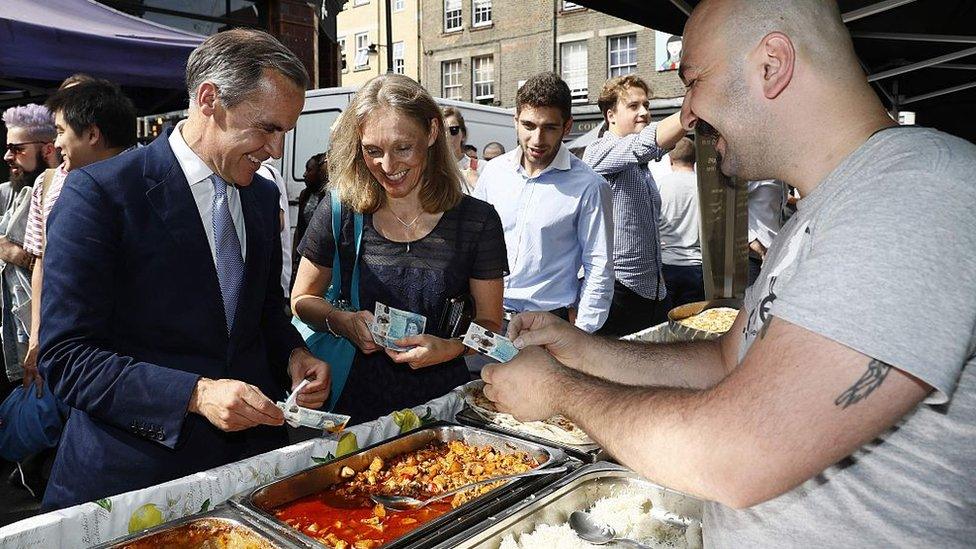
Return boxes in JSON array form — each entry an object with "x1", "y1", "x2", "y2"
[
  {"x1": 335, "y1": 310, "x2": 382, "y2": 354},
  {"x1": 385, "y1": 335, "x2": 466, "y2": 369}
]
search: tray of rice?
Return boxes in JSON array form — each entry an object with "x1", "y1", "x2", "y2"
[
  {"x1": 432, "y1": 461, "x2": 703, "y2": 549},
  {"x1": 667, "y1": 299, "x2": 742, "y2": 341}
]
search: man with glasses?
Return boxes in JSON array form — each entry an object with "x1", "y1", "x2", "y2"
[
  {"x1": 1, "y1": 104, "x2": 58, "y2": 390},
  {"x1": 0, "y1": 104, "x2": 59, "y2": 497}
]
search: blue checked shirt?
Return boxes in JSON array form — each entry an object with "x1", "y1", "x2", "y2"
[{"x1": 583, "y1": 124, "x2": 669, "y2": 301}]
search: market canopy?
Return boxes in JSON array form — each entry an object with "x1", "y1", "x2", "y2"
[
  {"x1": 0, "y1": 0, "x2": 204, "y2": 92},
  {"x1": 575, "y1": 0, "x2": 976, "y2": 143}
]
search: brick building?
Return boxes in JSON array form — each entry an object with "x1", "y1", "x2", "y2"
[{"x1": 418, "y1": 0, "x2": 685, "y2": 138}]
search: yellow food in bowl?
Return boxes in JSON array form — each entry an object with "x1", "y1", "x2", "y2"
[{"x1": 677, "y1": 307, "x2": 738, "y2": 333}]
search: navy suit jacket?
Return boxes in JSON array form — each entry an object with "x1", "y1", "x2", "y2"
[{"x1": 38, "y1": 131, "x2": 305, "y2": 510}]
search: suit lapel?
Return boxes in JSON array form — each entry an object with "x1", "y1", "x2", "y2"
[{"x1": 143, "y1": 133, "x2": 228, "y2": 340}]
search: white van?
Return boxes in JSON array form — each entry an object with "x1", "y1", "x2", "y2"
[{"x1": 267, "y1": 86, "x2": 517, "y2": 218}]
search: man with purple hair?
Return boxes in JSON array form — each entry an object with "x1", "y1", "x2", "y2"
[{"x1": 2, "y1": 104, "x2": 58, "y2": 387}]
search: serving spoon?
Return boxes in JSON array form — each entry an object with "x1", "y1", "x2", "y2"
[
  {"x1": 370, "y1": 465, "x2": 568, "y2": 511},
  {"x1": 570, "y1": 509, "x2": 696, "y2": 547}
]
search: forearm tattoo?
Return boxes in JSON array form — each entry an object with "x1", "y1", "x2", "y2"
[{"x1": 834, "y1": 359, "x2": 892, "y2": 409}]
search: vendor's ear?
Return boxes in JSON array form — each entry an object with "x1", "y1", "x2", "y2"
[
  {"x1": 428, "y1": 117, "x2": 440, "y2": 147},
  {"x1": 758, "y1": 32, "x2": 795, "y2": 100}
]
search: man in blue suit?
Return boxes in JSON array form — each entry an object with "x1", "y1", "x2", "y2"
[{"x1": 38, "y1": 29, "x2": 330, "y2": 510}]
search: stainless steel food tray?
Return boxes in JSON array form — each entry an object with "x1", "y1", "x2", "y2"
[
  {"x1": 433, "y1": 461, "x2": 704, "y2": 549},
  {"x1": 232, "y1": 422, "x2": 575, "y2": 549},
  {"x1": 454, "y1": 406, "x2": 606, "y2": 463},
  {"x1": 92, "y1": 504, "x2": 298, "y2": 548}
]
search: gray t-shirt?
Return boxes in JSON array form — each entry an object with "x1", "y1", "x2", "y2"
[
  {"x1": 706, "y1": 127, "x2": 976, "y2": 547},
  {"x1": 657, "y1": 170, "x2": 702, "y2": 266}
]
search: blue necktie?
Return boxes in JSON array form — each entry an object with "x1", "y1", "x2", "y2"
[{"x1": 211, "y1": 175, "x2": 244, "y2": 333}]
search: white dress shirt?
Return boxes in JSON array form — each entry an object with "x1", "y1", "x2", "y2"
[
  {"x1": 473, "y1": 145, "x2": 614, "y2": 332},
  {"x1": 747, "y1": 179, "x2": 788, "y2": 249},
  {"x1": 168, "y1": 122, "x2": 247, "y2": 263}
]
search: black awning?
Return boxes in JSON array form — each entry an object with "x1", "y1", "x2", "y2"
[{"x1": 573, "y1": 0, "x2": 976, "y2": 143}]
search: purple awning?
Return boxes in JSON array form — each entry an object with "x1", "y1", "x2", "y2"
[{"x1": 0, "y1": 0, "x2": 204, "y2": 89}]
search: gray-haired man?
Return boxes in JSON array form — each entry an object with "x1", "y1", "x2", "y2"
[{"x1": 38, "y1": 29, "x2": 330, "y2": 509}]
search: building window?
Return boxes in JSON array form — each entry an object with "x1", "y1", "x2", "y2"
[
  {"x1": 393, "y1": 42, "x2": 405, "y2": 75},
  {"x1": 337, "y1": 36, "x2": 347, "y2": 72},
  {"x1": 608, "y1": 33, "x2": 637, "y2": 77},
  {"x1": 444, "y1": 0, "x2": 462, "y2": 32},
  {"x1": 442, "y1": 59, "x2": 462, "y2": 99},
  {"x1": 561, "y1": 41, "x2": 588, "y2": 102},
  {"x1": 393, "y1": 0, "x2": 405, "y2": 11},
  {"x1": 472, "y1": 55, "x2": 494, "y2": 103},
  {"x1": 562, "y1": 1, "x2": 583, "y2": 10},
  {"x1": 472, "y1": 0, "x2": 491, "y2": 27},
  {"x1": 354, "y1": 32, "x2": 370, "y2": 69}
]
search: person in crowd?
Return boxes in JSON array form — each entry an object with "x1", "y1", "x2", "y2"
[
  {"x1": 583, "y1": 75, "x2": 685, "y2": 337},
  {"x1": 256, "y1": 162, "x2": 291, "y2": 297},
  {"x1": 747, "y1": 179, "x2": 788, "y2": 285},
  {"x1": 441, "y1": 106, "x2": 479, "y2": 189},
  {"x1": 481, "y1": 0, "x2": 976, "y2": 547},
  {"x1": 38, "y1": 29, "x2": 330, "y2": 510},
  {"x1": 291, "y1": 73, "x2": 507, "y2": 424},
  {"x1": 473, "y1": 72, "x2": 613, "y2": 336},
  {"x1": 292, "y1": 152, "x2": 328, "y2": 287},
  {"x1": 463, "y1": 144, "x2": 478, "y2": 162},
  {"x1": 1, "y1": 104, "x2": 58, "y2": 404},
  {"x1": 657, "y1": 137, "x2": 704, "y2": 307},
  {"x1": 482, "y1": 141, "x2": 505, "y2": 162},
  {"x1": 22, "y1": 79, "x2": 138, "y2": 395}
]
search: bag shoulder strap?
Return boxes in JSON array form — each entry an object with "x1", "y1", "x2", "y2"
[{"x1": 329, "y1": 192, "x2": 364, "y2": 309}]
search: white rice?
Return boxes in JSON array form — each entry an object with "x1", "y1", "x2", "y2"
[{"x1": 498, "y1": 487, "x2": 692, "y2": 549}]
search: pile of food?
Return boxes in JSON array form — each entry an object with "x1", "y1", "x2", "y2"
[
  {"x1": 118, "y1": 518, "x2": 276, "y2": 549},
  {"x1": 499, "y1": 487, "x2": 698, "y2": 549},
  {"x1": 464, "y1": 382, "x2": 594, "y2": 447},
  {"x1": 677, "y1": 307, "x2": 738, "y2": 334},
  {"x1": 273, "y1": 441, "x2": 539, "y2": 548}
]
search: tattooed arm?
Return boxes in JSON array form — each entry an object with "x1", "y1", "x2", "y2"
[{"x1": 483, "y1": 315, "x2": 929, "y2": 508}]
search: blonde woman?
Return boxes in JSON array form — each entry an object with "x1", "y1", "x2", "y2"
[{"x1": 292, "y1": 74, "x2": 507, "y2": 423}]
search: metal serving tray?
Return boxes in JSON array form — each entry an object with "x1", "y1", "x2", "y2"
[
  {"x1": 434, "y1": 461, "x2": 704, "y2": 549},
  {"x1": 667, "y1": 298, "x2": 742, "y2": 341},
  {"x1": 455, "y1": 406, "x2": 606, "y2": 463},
  {"x1": 93, "y1": 504, "x2": 298, "y2": 548},
  {"x1": 232, "y1": 422, "x2": 574, "y2": 549}
]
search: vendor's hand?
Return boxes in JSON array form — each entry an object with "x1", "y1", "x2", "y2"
[
  {"x1": 287, "y1": 347, "x2": 331, "y2": 409},
  {"x1": 506, "y1": 312, "x2": 588, "y2": 371},
  {"x1": 188, "y1": 378, "x2": 285, "y2": 431},
  {"x1": 749, "y1": 239, "x2": 767, "y2": 260},
  {"x1": 22, "y1": 344, "x2": 44, "y2": 397},
  {"x1": 481, "y1": 346, "x2": 564, "y2": 421},
  {"x1": 386, "y1": 335, "x2": 465, "y2": 370},
  {"x1": 337, "y1": 310, "x2": 381, "y2": 354}
]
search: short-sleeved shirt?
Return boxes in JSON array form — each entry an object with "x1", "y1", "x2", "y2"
[
  {"x1": 298, "y1": 193, "x2": 507, "y2": 423},
  {"x1": 706, "y1": 127, "x2": 976, "y2": 547},
  {"x1": 23, "y1": 163, "x2": 68, "y2": 257},
  {"x1": 657, "y1": 169, "x2": 702, "y2": 267}
]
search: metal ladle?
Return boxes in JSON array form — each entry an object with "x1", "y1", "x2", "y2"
[{"x1": 370, "y1": 465, "x2": 568, "y2": 511}]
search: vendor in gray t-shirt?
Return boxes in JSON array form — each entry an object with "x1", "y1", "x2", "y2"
[{"x1": 475, "y1": 1, "x2": 976, "y2": 547}]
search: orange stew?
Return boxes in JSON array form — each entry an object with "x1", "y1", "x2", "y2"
[{"x1": 272, "y1": 441, "x2": 539, "y2": 549}]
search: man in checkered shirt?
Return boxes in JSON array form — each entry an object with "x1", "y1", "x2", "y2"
[{"x1": 583, "y1": 75, "x2": 685, "y2": 337}]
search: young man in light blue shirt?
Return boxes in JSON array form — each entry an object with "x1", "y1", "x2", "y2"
[{"x1": 473, "y1": 72, "x2": 613, "y2": 334}]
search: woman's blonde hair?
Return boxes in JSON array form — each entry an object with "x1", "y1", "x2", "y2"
[{"x1": 328, "y1": 74, "x2": 464, "y2": 214}]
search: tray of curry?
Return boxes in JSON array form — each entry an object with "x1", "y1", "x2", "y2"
[{"x1": 232, "y1": 423, "x2": 574, "y2": 549}]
